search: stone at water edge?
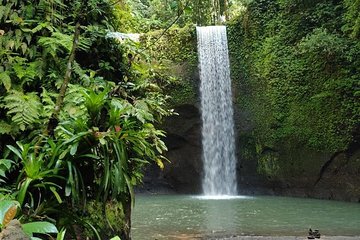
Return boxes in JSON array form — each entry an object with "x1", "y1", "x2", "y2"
[{"x1": 0, "y1": 220, "x2": 30, "y2": 240}]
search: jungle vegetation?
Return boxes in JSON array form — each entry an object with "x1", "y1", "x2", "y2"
[
  {"x1": 0, "y1": 0, "x2": 237, "y2": 239},
  {"x1": 0, "y1": 0, "x2": 359, "y2": 239},
  {"x1": 228, "y1": 0, "x2": 360, "y2": 180},
  {"x1": 228, "y1": 0, "x2": 359, "y2": 153}
]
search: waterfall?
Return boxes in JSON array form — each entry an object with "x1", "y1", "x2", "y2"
[{"x1": 197, "y1": 26, "x2": 237, "y2": 196}]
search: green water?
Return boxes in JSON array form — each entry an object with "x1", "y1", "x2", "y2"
[{"x1": 132, "y1": 195, "x2": 360, "y2": 239}]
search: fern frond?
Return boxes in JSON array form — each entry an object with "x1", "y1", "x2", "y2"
[
  {"x1": 0, "y1": 121, "x2": 12, "y2": 135},
  {"x1": 0, "y1": 71, "x2": 11, "y2": 91},
  {"x1": 13, "y1": 60, "x2": 44, "y2": 81},
  {"x1": 38, "y1": 32, "x2": 72, "y2": 57},
  {"x1": 73, "y1": 61, "x2": 90, "y2": 85},
  {"x1": 4, "y1": 90, "x2": 42, "y2": 131},
  {"x1": 61, "y1": 84, "x2": 88, "y2": 121},
  {"x1": 41, "y1": 88, "x2": 57, "y2": 118},
  {"x1": 78, "y1": 37, "x2": 93, "y2": 51}
]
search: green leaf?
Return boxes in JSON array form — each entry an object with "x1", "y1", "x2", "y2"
[
  {"x1": 99, "y1": 138, "x2": 106, "y2": 145},
  {"x1": 50, "y1": 187, "x2": 63, "y2": 204},
  {"x1": 0, "y1": 72, "x2": 11, "y2": 91},
  {"x1": 17, "y1": 178, "x2": 32, "y2": 205},
  {"x1": 124, "y1": 173, "x2": 135, "y2": 208},
  {"x1": 59, "y1": 148, "x2": 69, "y2": 160},
  {"x1": 69, "y1": 142, "x2": 79, "y2": 156},
  {"x1": 79, "y1": 154, "x2": 100, "y2": 160},
  {"x1": 0, "y1": 159, "x2": 13, "y2": 170},
  {"x1": 56, "y1": 229, "x2": 66, "y2": 240},
  {"x1": 22, "y1": 222, "x2": 58, "y2": 235},
  {"x1": 6, "y1": 145, "x2": 23, "y2": 160},
  {"x1": 0, "y1": 159, "x2": 13, "y2": 180},
  {"x1": 110, "y1": 237, "x2": 121, "y2": 240}
]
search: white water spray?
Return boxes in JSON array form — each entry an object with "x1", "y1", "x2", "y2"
[{"x1": 197, "y1": 26, "x2": 237, "y2": 196}]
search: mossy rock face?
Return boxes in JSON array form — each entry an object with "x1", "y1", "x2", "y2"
[
  {"x1": 314, "y1": 149, "x2": 360, "y2": 201},
  {"x1": 84, "y1": 200, "x2": 125, "y2": 239},
  {"x1": 167, "y1": 63, "x2": 199, "y2": 106},
  {"x1": 141, "y1": 25, "x2": 199, "y2": 107},
  {"x1": 236, "y1": 132, "x2": 360, "y2": 201},
  {"x1": 251, "y1": 138, "x2": 330, "y2": 184},
  {"x1": 256, "y1": 138, "x2": 330, "y2": 181},
  {"x1": 257, "y1": 151, "x2": 280, "y2": 179}
]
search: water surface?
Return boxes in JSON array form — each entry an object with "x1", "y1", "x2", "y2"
[{"x1": 132, "y1": 195, "x2": 360, "y2": 239}]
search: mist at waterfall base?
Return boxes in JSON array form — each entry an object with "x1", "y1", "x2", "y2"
[{"x1": 197, "y1": 26, "x2": 237, "y2": 197}]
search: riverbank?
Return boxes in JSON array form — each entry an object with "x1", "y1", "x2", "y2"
[
  {"x1": 218, "y1": 237, "x2": 360, "y2": 240},
  {"x1": 149, "y1": 235, "x2": 360, "y2": 240}
]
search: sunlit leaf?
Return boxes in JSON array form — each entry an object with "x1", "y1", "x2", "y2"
[{"x1": 22, "y1": 221, "x2": 58, "y2": 235}]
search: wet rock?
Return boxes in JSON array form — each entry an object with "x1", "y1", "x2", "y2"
[{"x1": 137, "y1": 104, "x2": 202, "y2": 194}]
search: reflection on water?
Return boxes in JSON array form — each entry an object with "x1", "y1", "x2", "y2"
[{"x1": 132, "y1": 195, "x2": 360, "y2": 240}]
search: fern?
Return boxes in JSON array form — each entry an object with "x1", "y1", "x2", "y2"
[
  {"x1": 133, "y1": 99, "x2": 154, "y2": 123},
  {"x1": 78, "y1": 36, "x2": 93, "y2": 51},
  {"x1": 0, "y1": 72, "x2": 11, "y2": 91},
  {"x1": 4, "y1": 90, "x2": 42, "y2": 131},
  {"x1": 73, "y1": 61, "x2": 90, "y2": 85},
  {"x1": 61, "y1": 84, "x2": 88, "y2": 121},
  {"x1": 38, "y1": 32, "x2": 73, "y2": 57},
  {"x1": 0, "y1": 121, "x2": 12, "y2": 135},
  {"x1": 41, "y1": 87, "x2": 57, "y2": 118},
  {"x1": 12, "y1": 60, "x2": 44, "y2": 81}
]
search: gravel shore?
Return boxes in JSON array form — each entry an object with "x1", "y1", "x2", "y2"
[
  {"x1": 157, "y1": 235, "x2": 360, "y2": 239},
  {"x1": 217, "y1": 236, "x2": 360, "y2": 240}
]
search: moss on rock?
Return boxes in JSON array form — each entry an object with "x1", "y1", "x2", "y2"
[{"x1": 85, "y1": 200, "x2": 125, "y2": 239}]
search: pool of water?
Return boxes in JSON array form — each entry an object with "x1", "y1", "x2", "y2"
[{"x1": 132, "y1": 195, "x2": 360, "y2": 239}]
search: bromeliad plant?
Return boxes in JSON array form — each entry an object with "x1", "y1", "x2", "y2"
[
  {"x1": 0, "y1": 0, "x2": 173, "y2": 239},
  {"x1": 1, "y1": 82, "x2": 171, "y2": 239},
  {"x1": 54, "y1": 82, "x2": 170, "y2": 238},
  {"x1": 6, "y1": 140, "x2": 65, "y2": 206}
]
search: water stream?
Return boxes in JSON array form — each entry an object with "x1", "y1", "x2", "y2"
[{"x1": 197, "y1": 26, "x2": 237, "y2": 196}]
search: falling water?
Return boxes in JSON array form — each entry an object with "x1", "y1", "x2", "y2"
[{"x1": 197, "y1": 26, "x2": 237, "y2": 196}]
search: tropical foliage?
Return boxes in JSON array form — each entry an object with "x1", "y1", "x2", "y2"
[
  {"x1": 228, "y1": 0, "x2": 360, "y2": 167},
  {"x1": 126, "y1": 0, "x2": 244, "y2": 30},
  {"x1": 0, "y1": 0, "x2": 172, "y2": 239}
]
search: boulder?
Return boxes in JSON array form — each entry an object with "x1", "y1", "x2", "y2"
[{"x1": 0, "y1": 220, "x2": 30, "y2": 240}]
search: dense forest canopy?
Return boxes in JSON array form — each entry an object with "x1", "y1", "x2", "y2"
[{"x1": 120, "y1": 0, "x2": 246, "y2": 30}]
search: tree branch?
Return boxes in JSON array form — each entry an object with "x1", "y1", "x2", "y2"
[{"x1": 46, "y1": 22, "x2": 81, "y2": 136}]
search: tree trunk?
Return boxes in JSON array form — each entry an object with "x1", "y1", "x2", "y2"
[{"x1": 46, "y1": 22, "x2": 81, "y2": 136}]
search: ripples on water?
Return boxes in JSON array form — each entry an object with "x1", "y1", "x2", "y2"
[{"x1": 132, "y1": 195, "x2": 360, "y2": 239}]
